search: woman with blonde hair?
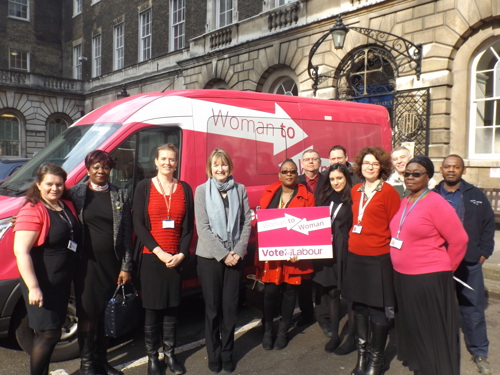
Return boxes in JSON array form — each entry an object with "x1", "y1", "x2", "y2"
[{"x1": 195, "y1": 148, "x2": 252, "y2": 373}]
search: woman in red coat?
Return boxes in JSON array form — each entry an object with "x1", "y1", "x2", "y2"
[{"x1": 256, "y1": 159, "x2": 315, "y2": 350}]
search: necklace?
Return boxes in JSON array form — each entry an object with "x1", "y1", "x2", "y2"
[
  {"x1": 280, "y1": 191, "x2": 293, "y2": 208},
  {"x1": 42, "y1": 198, "x2": 63, "y2": 211},
  {"x1": 89, "y1": 181, "x2": 109, "y2": 191}
]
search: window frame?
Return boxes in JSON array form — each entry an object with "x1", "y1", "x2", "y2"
[
  {"x1": 0, "y1": 112, "x2": 22, "y2": 157},
  {"x1": 73, "y1": 44, "x2": 82, "y2": 80},
  {"x1": 8, "y1": 0, "x2": 29, "y2": 20},
  {"x1": 468, "y1": 41, "x2": 500, "y2": 159},
  {"x1": 216, "y1": 0, "x2": 233, "y2": 28},
  {"x1": 73, "y1": 0, "x2": 82, "y2": 16},
  {"x1": 139, "y1": 9, "x2": 152, "y2": 62},
  {"x1": 170, "y1": 0, "x2": 185, "y2": 51},
  {"x1": 114, "y1": 23, "x2": 125, "y2": 70},
  {"x1": 46, "y1": 115, "x2": 71, "y2": 144},
  {"x1": 92, "y1": 34, "x2": 102, "y2": 78},
  {"x1": 9, "y1": 49, "x2": 29, "y2": 72}
]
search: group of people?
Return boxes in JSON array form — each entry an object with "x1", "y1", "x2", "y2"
[{"x1": 13, "y1": 143, "x2": 495, "y2": 375}]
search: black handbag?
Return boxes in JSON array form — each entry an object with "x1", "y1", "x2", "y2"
[{"x1": 104, "y1": 283, "x2": 140, "y2": 338}]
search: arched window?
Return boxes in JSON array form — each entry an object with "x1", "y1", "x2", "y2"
[
  {"x1": 47, "y1": 115, "x2": 71, "y2": 143},
  {"x1": 0, "y1": 112, "x2": 21, "y2": 157},
  {"x1": 469, "y1": 40, "x2": 500, "y2": 157},
  {"x1": 272, "y1": 77, "x2": 298, "y2": 96}
]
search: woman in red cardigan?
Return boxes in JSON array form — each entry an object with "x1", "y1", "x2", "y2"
[
  {"x1": 256, "y1": 159, "x2": 315, "y2": 350},
  {"x1": 342, "y1": 147, "x2": 400, "y2": 375}
]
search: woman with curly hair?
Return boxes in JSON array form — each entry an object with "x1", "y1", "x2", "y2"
[{"x1": 342, "y1": 147, "x2": 400, "y2": 375}]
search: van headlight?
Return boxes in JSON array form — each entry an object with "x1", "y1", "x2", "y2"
[{"x1": 0, "y1": 217, "x2": 14, "y2": 241}]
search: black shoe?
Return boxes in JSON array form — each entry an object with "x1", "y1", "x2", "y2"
[
  {"x1": 208, "y1": 360, "x2": 222, "y2": 374},
  {"x1": 319, "y1": 322, "x2": 334, "y2": 338},
  {"x1": 324, "y1": 337, "x2": 340, "y2": 353},
  {"x1": 334, "y1": 335, "x2": 356, "y2": 355},
  {"x1": 222, "y1": 360, "x2": 236, "y2": 373}
]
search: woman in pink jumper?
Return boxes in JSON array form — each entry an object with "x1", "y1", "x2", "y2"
[{"x1": 389, "y1": 155, "x2": 468, "y2": 375}]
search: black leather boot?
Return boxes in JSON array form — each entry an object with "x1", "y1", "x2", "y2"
[
  {"x1": 351, "y1": 314, "x2": 369, "y2": 375},
  {"x1": 273, "y1": 321, "x2": 289, "y2": 350},
  {"x1": 144, "y1": 324, "x2": 162, "y2": 375},
  {"x1": 262, "y1": 322, "x2": 274, "y2": 350},
  {"x1": 163, "y1": 321, "x2": 184, "y2": 374},
  {"x1": 364, "y1": 322, "x2": 388, "y2": 375},
  {"x1": 78, "y1": 329, "x2": 98, "y2": 375},
  {"x1": 95, "y1": 329, "x2": 123, "y2": 375}
]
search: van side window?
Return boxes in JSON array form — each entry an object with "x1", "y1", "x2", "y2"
[{"x1": 109, "y1": 127, "x2": 181, "y2": 197}]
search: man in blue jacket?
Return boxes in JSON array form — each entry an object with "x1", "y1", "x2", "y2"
[{"x1": 434, "y1": 154, "x2": 495, "y2": 375}]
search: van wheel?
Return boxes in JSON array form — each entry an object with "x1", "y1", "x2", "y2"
[{"x1": 12, "y1": 295, "x2": 80, "y2": 362}]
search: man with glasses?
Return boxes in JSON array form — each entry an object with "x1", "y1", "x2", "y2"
[
  {"x1": 434, "y1": 154, "x2": 495, "y2": 375},
  {"x1": 296, "y1": 149, "x2": 325, "y2": 326},
  {"x1": 327, "y1": 145, "x2": 362, "y2": 185}
]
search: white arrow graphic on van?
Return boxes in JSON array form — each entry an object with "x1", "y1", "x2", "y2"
[
  {"x1": 258, "y1": 214, "x2": 330, "y2": 235},
  {"x1": 192, "y1": 99, "x2": 307, "y2": 155}
]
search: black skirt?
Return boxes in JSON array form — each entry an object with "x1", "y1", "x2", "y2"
[
  {"x1": 140, "y1": 253, "x2": 182, "y2": 310},
  {"x1": 342, "y1": 252, "x2": 395, "y2": 308},
  {"x1": 394, "y1": 271, "x2": 460, "y2": 375}
]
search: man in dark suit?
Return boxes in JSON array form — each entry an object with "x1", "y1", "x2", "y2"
[
  {"x1": 296, "y1": 149, "x2": 326, "y2": 326},
  {"x1": 327, "y1": 145, "x2": 362, "y2": 185}
]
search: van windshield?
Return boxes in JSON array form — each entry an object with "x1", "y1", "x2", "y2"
[{"x1": 0, "y1": 123, "x2": 122, "y2": 196}]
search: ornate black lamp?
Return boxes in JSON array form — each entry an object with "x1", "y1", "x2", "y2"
[
  {"x1": 308, "y1": 15, "x2": 422, "y2": 96},
  {"x1": 117, "y1": 85, "x2": 130, "y2": 99}
]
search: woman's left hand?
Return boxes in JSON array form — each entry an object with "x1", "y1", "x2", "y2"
[
  {"x1": 224, "y1": 251, "x2": 240, "y2": 267},
  {"x1": 117, "y1": 271, "x2": 131, "y2": 285},
  {"x1": 289, "y1": 256, "x2": 299, "y2": 263},
  {"x1": 166, "y1": 253, "x2": 185, "y2": 268}
]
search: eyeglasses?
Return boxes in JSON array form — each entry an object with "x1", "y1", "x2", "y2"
[
  {"x1": 362, "y1": 162, "x2": 380, "y2": 169},
  {"x1": 403, "y1": 172, "x2": 427, "y2": 178},
  {"x1": 303, "y1": 157, "x2": 320, "y2": 162},
  {"x1": 280, "y1": 170, "x2": 298, "y2": 175}
]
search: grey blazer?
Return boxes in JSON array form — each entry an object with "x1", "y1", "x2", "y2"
[
  {"x1": 70, "y1": 181, "x2": 133, "y2": 272},
  {"x1": 194, "y1": 182, "x2": 252, "y2": 262}
]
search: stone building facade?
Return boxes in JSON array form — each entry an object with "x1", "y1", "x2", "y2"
[{"x1": 1, "y1": 0, "x2": 499, "y2": 187}]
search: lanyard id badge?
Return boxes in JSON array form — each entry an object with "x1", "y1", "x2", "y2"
[
  {"x1": 352, "y1": 224, "x2": 362, "y2": 234},
  {"x1": 67, "y1": 240, "x2": 78, "y2": 252},
  {"x1": 162, "y1": 219, "x2": 175, "y2": 229},
  {"x1": 390, "y1": 237, "x2": 403, "y2": 249}
]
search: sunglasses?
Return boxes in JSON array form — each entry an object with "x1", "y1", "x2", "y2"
[
  {"x1": 403, "y1": 172, "x2": 427, "y2": 178},
  {"x1": 280, "y1": 170, "x2": 298, "y2": 175}
]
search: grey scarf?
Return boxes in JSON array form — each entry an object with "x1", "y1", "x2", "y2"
[{"x1": 205, "y1": 176, "x2": 241, "y2": 250}]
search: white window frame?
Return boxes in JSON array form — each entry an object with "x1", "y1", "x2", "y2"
[
  {"x1": 469, "y1": 41, "x2": 500, "y2": 158},
  {"x1": 8, "y1": 0, "x2": 29, "y2": 20},
  {"x1": 139, "y1": 9, "x2": 152, "y2": 62},
  {"x1": 0, "y1": 113, "x2": 21, "y2": 157},
  {"x1": 92, "y1": 34, "x2": 102, "y2": 78},
  {"x1": 170, "y1": 0, "x2": 185, "y2": 51},
  {"x1": 91, "y1": 0, "x2": 101, "y2": 4},
  {"x1": 9, "y1": 49, "x2": 29, "y2": 72},
  {"x1": 73, "y1": 44, "x2": 82, "y2": 80},
  {"x1": 274, "y1": 0, "x2": 296, "y2": 7},
  {"x1": 73, "y1": 0, "x2": 82, "y2": 16},
  {"x1": 216, "y1": 0, "x2": 233, "y2": 28},
  {"x1": 114, "y1": 23, "x2": 125, "y2": 70}
]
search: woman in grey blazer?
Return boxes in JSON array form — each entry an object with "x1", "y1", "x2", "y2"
[
  {"x1": 195, "y1": 148, "x2": 252, "y2": 374},
  {"x1": 71, "y1": 150, "x2": 132, "y2": 375}
]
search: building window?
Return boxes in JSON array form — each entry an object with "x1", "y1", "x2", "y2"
[
  {"x1": 139, "y1": 9, "x2": 152, "y2": 62},
  {"x1": 273, "y1": 77, "x2": 298, "y2": 96},
  {"x1": 8, "y1": 0, "x2": 29, "y2": 20},
  {"x1": 470, "y1": 41, "x2": 500, "y2": 157},
  {"x1": 217, "y1": 0, "x2": 233, "y2": 28},
  {"x1": 47, "y1": 116, "x2": 69, "y2": 143},
  {"x1": 114, "y1": 23, "x2": 125, "y2": 70},
  {"x1": 274, "y1": 0, "x2": 295, "y2": 7},
  {"x1": 0, "y1": 113, "x2": 21, "y2": 157},
  {"x1": 73, "y1": 44, "x2": 82, "y2": 80},
  {"x1": 92, "y1": 34, "x2": 102, "y2": 77},
  {"x1": 74, "y1": 0, "x2": 82, "y2": 16},
  {"x1": 171, "y1": 0, "x2": 185, "y2": 51},
  {"x1": 9, "y1": 50, "x2": 29, "y2": 71}
]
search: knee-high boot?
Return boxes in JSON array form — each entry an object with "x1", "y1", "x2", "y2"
[
  {"x1": 365, "y1": 322, "x2": 388, "y2": 375},
  {"x1": 78, "y1": 329, "x2": 97, "y2": 375},
  {"x1": 144, "y1": 324, "x2": 162, "y2": 375},
  {"x1": 262, "y1": 321, "x2": 274, "y2": 350},
  {"x1": 274, "y1": 321, "x2": 289, "y2": 350},
  {"x1": 95, "y1": 328, "x2": 123, "y2": 375},
  {"x1": 351, "y1": 314, "x2": 369, "y2": 375},
  {"x1": 163, "y1": 321, "x2": 184, "y2": 374}
]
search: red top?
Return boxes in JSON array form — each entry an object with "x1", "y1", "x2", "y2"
[
  {"x1": 256, "y1": 181, "x2": 316, "y2": 285},
  {"x1": 143, "y1": 182, "x2": 186, "y2": 254},
  {"x1": 349, "y1": 182, "x2": 400, "y2": 256},
  {"x1": 14, "y1": 200, "x2": 78, "y2": 247},
  {"x1": 390, "y1": 192, "x2": 467, "y2": 274}
]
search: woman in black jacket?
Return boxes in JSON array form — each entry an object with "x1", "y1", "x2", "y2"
[
  {"x1": 71, "y1": 150, "x2": 133, "y2": 375},
  {"x1": 314, "y1": 164, "x2": 353, "y2": 354}
]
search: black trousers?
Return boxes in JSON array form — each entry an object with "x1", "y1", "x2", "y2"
[{"x1": 197, "y1": 256, "x2": 242, "y2": 363}]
